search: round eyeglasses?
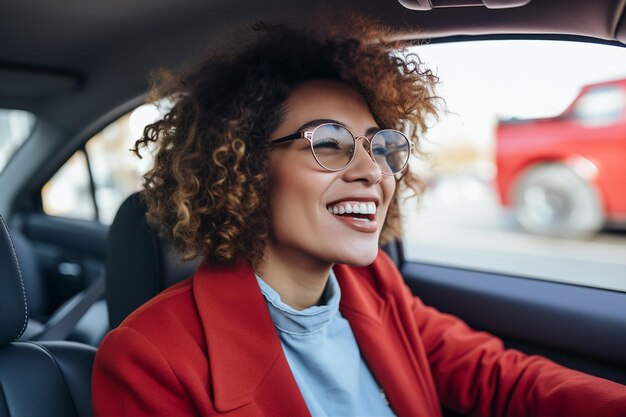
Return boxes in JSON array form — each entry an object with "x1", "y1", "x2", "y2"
[{"x1": 270, "y1": 123, "x2": 413, "y2": 175}]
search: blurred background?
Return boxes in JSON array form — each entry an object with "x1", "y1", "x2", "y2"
[{"x1": 402, "y1": 40, "x2": 626, "y2": 292}]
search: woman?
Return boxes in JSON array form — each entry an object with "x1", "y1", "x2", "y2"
[{"x1": 93, "y1": 20, "x2": 626, "y2": 417}]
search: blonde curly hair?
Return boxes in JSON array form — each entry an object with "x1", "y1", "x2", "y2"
[{"x1": 133, "y1": 18, "x2": 439, "y2": 266}]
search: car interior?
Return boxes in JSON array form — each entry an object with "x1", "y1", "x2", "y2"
[
  {"x1": 1, "y1": 0, "x2": 626, "y2": 416},
  {"x1": 0, "y1": 214, "x2": 95, "y2": 417}
]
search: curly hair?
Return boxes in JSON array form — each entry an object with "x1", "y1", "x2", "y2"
[{"x1": 133, "y1": 16, "x2": 439, "y2": 266}]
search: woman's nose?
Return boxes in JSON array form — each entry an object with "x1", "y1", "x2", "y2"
[{"x1": 342, "y1": 137, "x2": 382, "y2": 185}]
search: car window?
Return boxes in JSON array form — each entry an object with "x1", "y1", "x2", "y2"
[
  {"x1": 401, "y1": 40, "x2": 626, "y2": 292},
  {"x1": 41, "y1": 103, "x2": 164, "y2": 224},
  {"x1": 0, "y1": 109, "x2": 36, "y2": 173},
  {"x1": 42, "y1": 150, "x2": 96, "y2": 220},
  {"x1": 572, "y1": 85, "x2": 626, "y2": 125}
]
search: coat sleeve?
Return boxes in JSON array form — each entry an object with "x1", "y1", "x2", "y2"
[
  {"x1": 92, "y1": 326, "x2": 198, "y2": 417},
  {"x1": 406, "y1": 290, "x2": 626, "y2": 417}
]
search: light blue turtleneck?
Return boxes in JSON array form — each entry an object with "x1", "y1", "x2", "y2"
[{"x1": 256, "y1": 271, "x2": 395, "y2": 417}]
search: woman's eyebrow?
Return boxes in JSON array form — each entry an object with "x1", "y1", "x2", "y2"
[
  {"x1": 296, "y1": 119, "x2": 343, "y2": 131},
  {"x1": 297, "y1": 119, "x2": 381, "y2": 136},
  {"x1": 364, "y1": 126, "x2": 380, "y2": 137}
]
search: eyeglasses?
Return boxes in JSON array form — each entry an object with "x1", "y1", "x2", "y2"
[{"x1": 270, "y1": 123, "x2": 413, "y2": 175}]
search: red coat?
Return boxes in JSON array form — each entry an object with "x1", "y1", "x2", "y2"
[{"x1": 93, "y1": 252, "x2": 626, "y2": 417}]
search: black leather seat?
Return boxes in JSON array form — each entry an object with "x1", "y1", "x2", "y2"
[
  {"x1": 0, "y1": 215, "x2": 95, "y2": 417},
  {"x1": 106, "y1": 192, "x2": 201, "y2": 329}
]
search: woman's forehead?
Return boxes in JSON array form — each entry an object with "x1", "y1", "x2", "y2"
[{"x1": 276, "y1": 79, "x2": 379, "y2": 136}]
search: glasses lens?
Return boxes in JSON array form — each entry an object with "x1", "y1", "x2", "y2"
[
  {"x1": 311, "y1": 124, "x2": 355, "y2": 170},
  {"x1": 371, "y1": 130, "x2": 411, "y2": 174}
]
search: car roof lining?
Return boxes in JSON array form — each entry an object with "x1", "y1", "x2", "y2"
[{"x1": 1, "y1": 0, "x2": 626, "y2": 140}]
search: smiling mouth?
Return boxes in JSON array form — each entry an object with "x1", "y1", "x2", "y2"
[{"x1": 326, "y1": 201, "x2": 377, "y2": 222}]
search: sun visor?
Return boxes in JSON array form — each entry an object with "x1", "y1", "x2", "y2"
[
  {"x1": 398, "y1": 0, "x2": 532, "y2": 11},
  {"x1": 0, "y1": 67, "x2": 80, "y2": 98}
]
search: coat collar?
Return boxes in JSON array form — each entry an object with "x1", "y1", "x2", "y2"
[
  {"x1": 192, "y1": 260, "x2": 310, "y2": 414},
  {"x1": 191, "y1": 259, "x2": 385, "y2": 413},
  {"x1": 190, "y1": 253, "x2": 441, "y2": 417}
]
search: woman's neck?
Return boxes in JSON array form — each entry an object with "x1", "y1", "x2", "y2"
[{"x1": 255, "y1": 245, "x2": 333, "y2": 311}]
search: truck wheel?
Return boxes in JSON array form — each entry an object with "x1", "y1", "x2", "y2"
[{"x1": 513, "y1": 163, "x2": 604, "y2": 238}]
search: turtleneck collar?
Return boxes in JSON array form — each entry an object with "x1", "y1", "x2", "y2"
[{"x1": 255, "y1": 270, "x2": 341, "y2": 335}]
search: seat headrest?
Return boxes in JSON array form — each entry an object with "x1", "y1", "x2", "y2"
[
  {"x1": 105, "y1": 192, "x2": 201, "y2": 329},
  {"x1": 0, "y1": 215, "x2": 28, "y2": 345}
]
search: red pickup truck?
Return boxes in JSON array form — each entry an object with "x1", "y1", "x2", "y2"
[{"x1": 495, "y1": 78, "x2": 626, "y2": 237}]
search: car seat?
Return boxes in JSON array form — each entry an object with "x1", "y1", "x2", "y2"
[
  {"x1": 0, "y1": 214, "x2": 95, "y2": 417},
  {"x1": 106, "y1": 192, "x2": 200, "y2": 329}
]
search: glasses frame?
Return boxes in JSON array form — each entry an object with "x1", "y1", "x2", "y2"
[{"x1": 270, "y1": 122, "x2": 414, "y2": 175}]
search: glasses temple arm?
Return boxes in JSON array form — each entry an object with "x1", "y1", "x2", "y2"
[{"x1": 270, "y1": 132, "x2": 304, "y2": 145}]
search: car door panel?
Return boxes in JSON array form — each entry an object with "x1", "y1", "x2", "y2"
[
  {"x1": 15, "y1": 213, "x2": 108, "y2": 315},
  {"x1": 402, "y1": 261, "x2": 626, "y2": 385}
]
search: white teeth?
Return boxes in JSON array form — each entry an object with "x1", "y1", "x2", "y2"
[{"x1": 327, "y1": 201, "x2": 377, "y2": 216}]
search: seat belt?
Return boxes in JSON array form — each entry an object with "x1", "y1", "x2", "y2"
[{"x1": 32, "y1": 273, "x2": 105, "y2": 342}]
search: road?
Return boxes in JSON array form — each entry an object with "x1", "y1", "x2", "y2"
[{"x1": 401, "y1": 178, "x2": 626, "y2": 292}]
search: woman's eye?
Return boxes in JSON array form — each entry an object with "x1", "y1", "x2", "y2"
[
  {"x1": 372, "y1": 145, "x2": 387, "y2": 156},
  {"x1": 313, "y1": 138, "x2": 342, "y2": 150}
]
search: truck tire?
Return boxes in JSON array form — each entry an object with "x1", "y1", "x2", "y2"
[{"x1": 513, "y1": 163, "x2": 604, "y2": 238}]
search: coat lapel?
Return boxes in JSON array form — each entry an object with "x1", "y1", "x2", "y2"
[
  {"x1": 334, "y1": 253, "x2": 443, "y2": 417},
  {"x1": 190, "y1": 253, "x2": 441, "y2": 417},
  {"x1": 192, "y1": 261, "x2": 310, "y2": 416}
]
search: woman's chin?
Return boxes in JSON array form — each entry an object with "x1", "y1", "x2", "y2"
[{"x1": 331, "y1": 246, "x2": 379, "y2": 267}]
